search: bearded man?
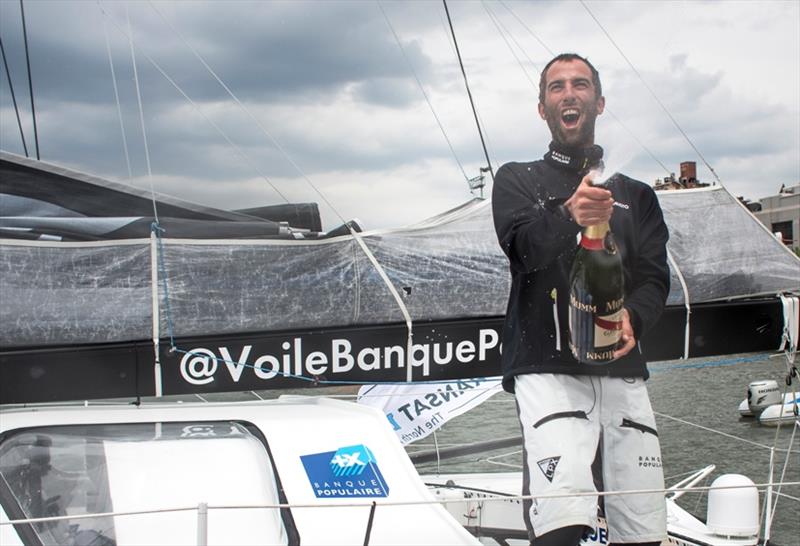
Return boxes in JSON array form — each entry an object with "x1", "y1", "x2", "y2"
[{"x1": 492, "y1": 53, "x2": 670, "y2": 546}]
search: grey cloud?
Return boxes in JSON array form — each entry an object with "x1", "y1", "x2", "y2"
[
  {"x1": 0, "y1": 1, "x2": 437, "y2": 105},
  {"x1": 1, "y1": 0, "x2": 797, "y2": 224}
]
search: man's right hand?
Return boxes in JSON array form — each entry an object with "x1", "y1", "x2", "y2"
[{"x1": 563, "y1": 173, "x2": 614, "y2": 227}]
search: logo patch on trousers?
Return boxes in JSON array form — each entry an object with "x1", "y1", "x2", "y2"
[{"x1": 537, "y1": 456, "x2": 561, "y2": 482}]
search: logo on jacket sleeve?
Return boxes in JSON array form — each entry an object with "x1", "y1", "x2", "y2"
[
  {"x1": 537, "y1": 456, "x2": 561, "y2": 482},
  {"x1": 301, "y1": 444, "x2": 390, "y2": 497}
]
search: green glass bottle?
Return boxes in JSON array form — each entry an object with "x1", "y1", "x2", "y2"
[{"x1": 568, "y1": 220, "x2": 625, "y2": 364}]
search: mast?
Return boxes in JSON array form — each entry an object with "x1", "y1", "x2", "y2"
[{"x1": 442, "y1": 0, "x2": 494, "y2": 183}]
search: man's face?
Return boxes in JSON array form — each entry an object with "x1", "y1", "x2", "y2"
[{"x1": 538, "y1": 60, "x2": 605, "y2": 148}]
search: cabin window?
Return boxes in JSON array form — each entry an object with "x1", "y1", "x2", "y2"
[{"x1": 0, "y1": 422, "x2": 290, "y2": 545}]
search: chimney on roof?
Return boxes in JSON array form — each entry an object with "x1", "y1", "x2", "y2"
[{"x1": 680, "y1": 161, "x2": 697, "y2": 182}]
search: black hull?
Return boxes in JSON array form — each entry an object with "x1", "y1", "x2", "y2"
[{"x1": 0, "y1": 298, "x2": 785, "y2": 404}]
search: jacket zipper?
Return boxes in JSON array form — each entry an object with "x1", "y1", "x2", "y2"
[{"x1": 551, "y1": 288, "x2": 561, "y2": 351}]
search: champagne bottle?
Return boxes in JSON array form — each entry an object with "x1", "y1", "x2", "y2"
[{"x1": 568, "y1": 217, "x2": 625, "y2": 364}]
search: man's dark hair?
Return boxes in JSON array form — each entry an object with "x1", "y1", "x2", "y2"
[{"x1": 538, "y1": 53, "x2": 602, "y2": 104}]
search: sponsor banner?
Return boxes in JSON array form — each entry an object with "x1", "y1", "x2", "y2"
[
  {"x1": 357, "y1": 377, "x2": 502, "y2": 445},
  {"x1": 159, "y1": 318, "x2": 504, "y2": 395},
  {"x1": 300, "y1": 444, "x2": 389, "y2": 498},
  {"x1": 3, "y1": 300, "x2": 786, "y2": 404}
]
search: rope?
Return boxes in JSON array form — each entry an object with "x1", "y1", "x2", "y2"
[
  {"x1": 96, "y1": 1, "x2": 290, "y2": 205},
  {"x1": 125, "y1": 4, "x2": 157, "y2": 223},
  {"x1": 578, "y1": 0, "x2": 722, "y2": 185},
  {"x1": 764, "y1": 342, "x2": 799, "y2": 538},
  {"x1": 377, "y1": 0, "x2": 471, "y2": 183},
  {"x1": 653, "y1": 411, "x2": 795, "y2": 453},
  {"x1": 442, "y1": 0, "x2": 494, "y2": 181},
  {"x1": 766, "y1": 419, "x2": 798, "y2": 531},
  {"x1": 495, "y1": 0, "x2": 671, "y2": 176},
  {"x1": 649, "y1": 354, "x2": 768, "y2": 373},
  {"x1": 144, "y1": 1, "x2": 315, "y2": 212},
  {"x1": 19, "y1": 0, "x2": 38, "y2": 160},
  {"x1": 3, "y1": 480, "x2": 797, "y2": 527},
  {"x1": 101, "y1": 8, "x2": 132, "y2": 179},
  {"x1": 437, "y1": 2, "x2": 500, "y2": 177},
  {"x1": 140, "y1": 2, "x2": 415, "y2": 371},
  {"x1": 497, "y1": 0, "x2": 553, "y2": 56},
  {"x1": 0, "y1": 36, "x2": 29, "y2": 157},
  {"x1": 481, "y1": 1, "x2": 539, "y2": 97},
  {"x1": 484, "y1": 449, "x2": 523, "y2": 469}
]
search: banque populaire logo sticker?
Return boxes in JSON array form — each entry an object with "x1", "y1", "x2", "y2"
[{"x1": 300, "y1": 444, "x2": 390, "y2": 498}]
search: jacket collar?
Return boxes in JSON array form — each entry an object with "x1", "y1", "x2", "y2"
[{"x1": 543, "y1": 141, "x2": 604, "y2": 176}]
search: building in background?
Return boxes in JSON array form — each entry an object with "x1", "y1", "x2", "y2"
[
  {"x1": 753, "y1": 184, "x2": 800, "y2": 253},
  {"x1": 652, "y1": 162, "x2": 798, "y2": 254},
  {"x1": 654, "y1": 161, "x2": 710, "y2": 191}
]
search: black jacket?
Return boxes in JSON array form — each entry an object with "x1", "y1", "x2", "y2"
[{"x1": 492, "y1": 146, "x2": 670, "y2": 393}]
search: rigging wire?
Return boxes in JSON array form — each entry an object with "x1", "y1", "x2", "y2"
[
  {"x1": 101, "y1": 6, "x2": 133, "y2": 179},
  {"x1": 145, "y1": 1, "x2": 333, "y2": 219},
  {"x1": 0, "y1": 35, "x2": 29, "y2": 157},
  {"x1": 481, "y1": 1, "x2": 539, "y2": 91},
  {"x1": 125, "y1": 4, "x2": 158, "y2": 223},
  {"x1": 653, "y1": 411, "x2": 784, "y2": 452},
  {"x1": 99, "y1": 2, "x2": 416, "y2": 379},
  {"x1": 497, "y1": 0, "x2": 553, "y2": 57},
  {"x1": 143, "y1": 0, "x2": 417, "y2": 379},
  {"x1": 19, "y1": 0, "x2": 38, "y2": 160},
  {"x1": 764, "y1": 334, "x2": 799, "y2": 536},
  {"x1": 578, "y1": 0, "x2": 722, "y2": 184},
  {"x1": 496, "y1": 0, "x2": 671, "y2": 176},
  {"x1": 442, "y1": 0, "x2": 494, "y2": 181},
  {"x1": 376, "y1": 0, "x2": 470, "y2": 184},
  {"x1": 3, "y1": 477, "x2": 799, "y2": 527},
  {"x1": 122, "y1": 1, "x2": 164, "y2": 395},
  {"x1": 437, "y1": 7, "x2": 499, "y2": 185},
  {"x1": 96, "y1": 1, "x2": 291, "y2": 204},
  {"x1": 766, "y1": 420, "x2": 798, "y2": 537}
]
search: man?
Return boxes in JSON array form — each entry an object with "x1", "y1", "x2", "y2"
[{"x1": 492, "y1": 53, "x2": 670, "y2": 546}]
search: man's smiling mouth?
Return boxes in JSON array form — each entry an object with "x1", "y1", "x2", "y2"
[{"x1": 561, "y1": 108, "x2": 580, "y2": 128}]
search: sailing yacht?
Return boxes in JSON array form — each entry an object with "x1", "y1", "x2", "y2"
[
  {"x1": 2, "y1": 151, "x2": 798, "y2": 545},
  {"x1": 1, "y1": 1, "x2": 798, "y2": 545}
]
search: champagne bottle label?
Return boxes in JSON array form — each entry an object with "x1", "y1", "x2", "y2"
[
  {"x1": 568, "y1": 295, "x2": 624, "y2": 362},
  {"x1": 593, "y1": 309, "x2": 623, "y2": 348}
]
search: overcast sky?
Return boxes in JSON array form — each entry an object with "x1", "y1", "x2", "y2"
[{"x1": 1, "y1": 0, "x2": 798, "y2": 229}]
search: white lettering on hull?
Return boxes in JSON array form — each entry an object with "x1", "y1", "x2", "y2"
[{"x1": 179, "y1": 328, "x2": 501, "y2": 385}]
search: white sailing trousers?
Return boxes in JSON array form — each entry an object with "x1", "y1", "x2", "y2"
[{"x1": 515, "y1": 374, "x2": 667, "y2": 544}]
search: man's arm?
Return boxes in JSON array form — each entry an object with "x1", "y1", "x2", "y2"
[{"x1": 492, "y1": 164, "x2": 602, "y2": 273}]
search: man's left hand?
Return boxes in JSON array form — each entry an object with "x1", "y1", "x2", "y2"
[{"x1": 613, "y1": 308, "x2": 636, "y2": 359}]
